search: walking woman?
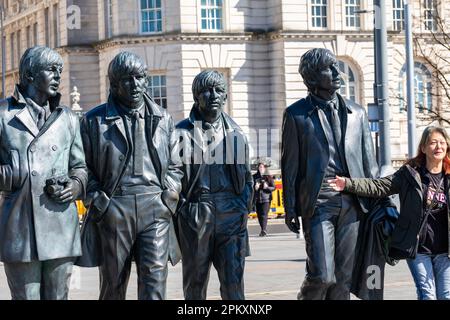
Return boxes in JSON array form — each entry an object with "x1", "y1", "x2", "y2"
[
  {"x1": 329, "y1": 125, "x2": 450, "y2": 300},
  {"x1": 253, "y1": 163, "x2": 275, "y2": 236}
]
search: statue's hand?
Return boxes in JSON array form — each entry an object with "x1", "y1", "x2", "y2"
[
  {"x1": 161, "y1": 189, "x2": 179, "y2": 216},
  {"x1": 285, "y1": 209, "x2": 300, "y2": 234},
  {"x1": 52, "y1": 179, "x2": 82, "y2": 203}
]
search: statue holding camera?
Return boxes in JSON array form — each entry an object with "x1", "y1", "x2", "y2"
[
  {"x1": 0, "y1": 46, "x2": 87, "y2": 300},
  {"x1": 45, "y1": 175, "x2": 70, "y2": 195}
]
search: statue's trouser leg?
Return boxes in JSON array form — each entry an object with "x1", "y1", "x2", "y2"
[
  {"x1": 299, "y1": 194, "x2": 359, "y2": 300},
  {"x1": 98, "y1": 192, "x2": 170, "y2": 300},
  {"x1": 134, "y1": 193, "x2": 170, "y2": 300},
  {"x1": 326, "y1": 195, "x2": 360, "y2": 300},
  {"x1": 4, "y1": 257, "x2": 74, "y2": 300},
  {"x1": 178, "y1": 200, "x2": 215, "y2": 300},
  {"x1": 212, "y1": 195, "x2": 248, "y2": 300},
  {"x1": 98, "y1": 195, "x2": 137, "y2": 300}
]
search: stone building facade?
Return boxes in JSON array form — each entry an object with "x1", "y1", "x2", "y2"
[{"x1": 0, "y1": 0, "x2": 449, "y2": 164}]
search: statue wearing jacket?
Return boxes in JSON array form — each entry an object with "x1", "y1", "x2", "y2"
[
  {"x1": 174, "y1": 70, "x2": 253, "y2": 300},
  {"x1": 78, "y1": 52, "x2": 183, "y2": 300},
  {"x1": 0, "y1": 46, "x2": 87, "y2": 300},
  {"x1": 281, "y1": 48, "x2": 381, "y2": 300}
]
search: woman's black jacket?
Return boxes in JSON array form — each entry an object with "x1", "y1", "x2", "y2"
[{"x1": 345, "y1": 164, "x2": 450, "y2": 259}]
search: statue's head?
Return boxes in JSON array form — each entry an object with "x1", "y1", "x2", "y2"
[
  {"x1": 299, "y1": 48, "x2": 341, "y2": 97},
  {"x1": 19, "y1": 46, "x2": 63, "y2": 98},
  {"x1": 192, "y1": 70, "x2": 227, "y2": 123},
  {"x1": 108, "y1": 51, "x2": 148, "y2": 109}
]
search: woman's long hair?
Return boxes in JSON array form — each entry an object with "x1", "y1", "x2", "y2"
[{"x1": 406, "y1": 125, "x2": 450, "y2": 174}]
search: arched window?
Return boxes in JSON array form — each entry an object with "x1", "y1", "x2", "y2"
[
  {"x1": 338, "y1": 60, "x2": 358, "y2": 103},
  {"x1": 399, "y1": 62, "x2": 432, "y2": 113}
]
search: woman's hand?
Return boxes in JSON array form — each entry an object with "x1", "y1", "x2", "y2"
[{"x1": 327, "y1": 175, "x2": 346, "y2": 191}]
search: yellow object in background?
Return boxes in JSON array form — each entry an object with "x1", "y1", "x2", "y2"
[
  {"x1": 269, "y1": 178, "x2": 284, "y2": 218},
  {"x1": 76, "y1": 200, "x2": 87, "y2": 219}
]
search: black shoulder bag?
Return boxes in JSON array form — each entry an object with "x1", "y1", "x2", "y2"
[{"x1": 389, "y1": 177, "x2": 443, "y2": 260}]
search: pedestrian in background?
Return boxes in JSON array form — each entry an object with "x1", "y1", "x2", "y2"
[
  {"x1": 253, "y1": 163, "x2": 275, "y2": 237},
  {"x1": 329, "y1": 125, "x2": 450, "y2": 300}
]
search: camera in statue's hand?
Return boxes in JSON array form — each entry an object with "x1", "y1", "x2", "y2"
[
  {"x1": 45, "y1": 175, "x2": 82, "y2": 203},
  {"x1": 45, "y1": 175, "x2": 70, "y2": 197}
]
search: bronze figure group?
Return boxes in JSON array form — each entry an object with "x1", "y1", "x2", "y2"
[{"x1": 0, "y1": 46, "x2": 392, "y2": 300}]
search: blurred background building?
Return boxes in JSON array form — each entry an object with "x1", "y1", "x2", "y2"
[{"x1": 0, "y1": 0, "x2": 449, "y2": 166}]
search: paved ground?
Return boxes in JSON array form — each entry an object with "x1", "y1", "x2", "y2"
[{"x1": 0, "y1": 219, "x2": 417, "y2": 300}]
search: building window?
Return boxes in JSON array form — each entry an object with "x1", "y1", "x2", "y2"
[
  {"x1": 53, "y1": 4, "x2": 59, "y2": 47},
  {"x1": 338, "y1": 60, "x2": 358, "y2": 103},
  {"x1": 311, "y1": 0, "x2": 327, "y2": 28},
  {"x1": 105, "y1": 0, "x2": 113, "y2": 38},
  {"x1": 345, "y1": 0, "x2": 360, "y2": 28},
  {"x1": 201, "y1": 0, "x2": 223, "y2": 31},
  {"x1": 399, "y1": 62, "x2": 433, "y2": 113},
  {"x1": 26, "y1": 25, "x2": 32, "y2": 48},
  {"x1": 148, "y1": 75, "x2": 167, "y2": 109},
  {"x1": 44, "y1": 7, "x2": 50, "y2": 47},
  {"x1": 10, "y1": 33, "x2": 15, "y2": 70},
  {"x1": 33, "y1": 23, "x2": 38, "y2": 46},
  {"x1": 423, "y1": 0, "x2": 437, "y2": 31},
  {"x1": 16, "y1": 30, "x2": 21, "y2": 65},
  {"x1": 140, "y1": 0, "x2": 162, "y2": 33},
  {"x1": 392, "y1": 0, "x2": 404, "y2": 31}
]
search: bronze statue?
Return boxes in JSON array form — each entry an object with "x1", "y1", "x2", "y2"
[
  {"x1": 174, "y1": 70, "x2": 253, "y2": 300},
  {"x1": 0, "y1": 46, "x2": 87, "y2": 300},
  {"x1": 281, "y1": 48, "x2": 381, "y2": 300},
  {"x1": 78, "y1": 52, "x2": 183, "y2": 300}
]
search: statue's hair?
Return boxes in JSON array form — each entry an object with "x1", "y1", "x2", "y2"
[
  {"x1": 108, "y1": 51, "x2": 148, "y2": 88},
  {"x1": 298, "y1": 48, "x2": 337, "y2": 92},
  {"x1": 19, "y1": 46, "x2": 63, "y2": 87},
  {"x1": 191, "y1": 70, "x2": 227, "y2": 103}
]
